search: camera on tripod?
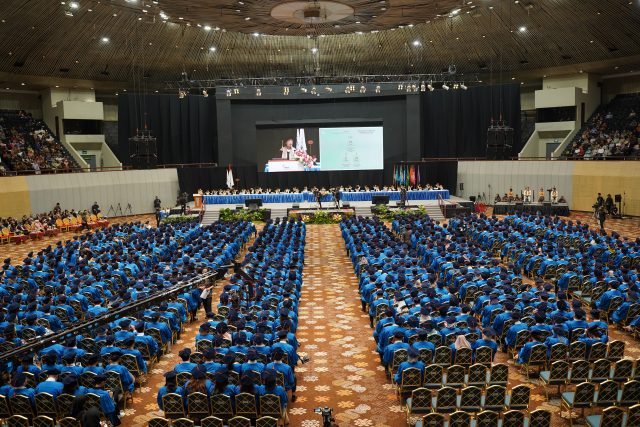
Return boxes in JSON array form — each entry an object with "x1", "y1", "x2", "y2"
[{"x1": 314, "y1": 407, "x2": 336, "y2": 427}]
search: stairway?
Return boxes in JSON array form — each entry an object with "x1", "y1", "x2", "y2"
[
  {"x1": 354, "y1": 205, "x2": 373, "y2": 217},
  {"x1": 424, "y1": 204, "x2": 445, "y2": 221},
  {"x1": 270, "y1": 206, "x2": 289, "y2": 219},
  {"x1": 200, "y1": 205, "x2": 218, "y2": 226}
]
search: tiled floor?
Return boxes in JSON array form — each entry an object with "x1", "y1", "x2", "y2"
[{"x1": 2, "y1": 212, "x2": 639, "y2": 427}]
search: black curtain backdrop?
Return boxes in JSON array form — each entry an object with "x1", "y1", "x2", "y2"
[
  {"x1": 421, "y1": 83, "x2": 522, "y2": 158},
  {"x1": 117, "y1": 94, "x2": 217, "y2": 165},
  {"x1": 177, "y1": 161, "x2": 458, "y2": 196}
]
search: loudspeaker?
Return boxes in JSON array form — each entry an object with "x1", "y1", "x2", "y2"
[
  {"x1": 372, "y1": 195, "x2": 390, "y2": 205},
  {"x1": 469, "y1": 196, "x2": 476, "y2": 202},
  {"x1": 459, "y1": 183, "x2": 464, "y2": 191},
  {"x1": 292, "y1": 204, "x2": 300, "y2": 209},
  {"x1": 342, "y1": 202, "x2": 350, "y2": 208},
  {"x1": 615, "y1": 194, "x2": 622, "y2": 203}
]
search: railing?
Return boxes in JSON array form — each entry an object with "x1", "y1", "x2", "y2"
[
  {"x1": 417, "y1": 156, "x2": 640, "y2": 161},
  {"x1": 0, "y1": 162, "x2": 219, "y2": 177},
  {"x1": 437, "y1": 194, "x2": 446, "y2": 217}
]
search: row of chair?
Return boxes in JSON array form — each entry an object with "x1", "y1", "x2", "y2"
[
  {"x1": 405, "y1": 385, "x2": 531, "y2": 423},
  {"x1": 0, "y1": 415, "x2": 80, "y2": 427},
  {"x1": 395, "y1": 363, "x2": 509, "y2": 395},
  {"x1": 539, "y1": 359, "x2": 640, "y2": 399},
  {"x1": 162, "y1": 392, "x2": 285, "y2": 424},
  {"x1": 584, "y1": 404, "x2": 640, "y2": 427},
  {"x1": 561, "y1": 381, "x2": 640, "y2": 427},
  {"x1": 413, "y1": 408, "x2": 552, "y2": 427},
  {"x1": 150, "y1": 415, "x2": 279, "y2": 427}
]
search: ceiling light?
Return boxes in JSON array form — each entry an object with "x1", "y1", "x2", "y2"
[
  {"x1": 427, "y1": 82, "x2": 433, "y2": 91},
  {"x1": 256, "y1": 88, "x2": 262, "y2": 96},
  {"x1": 64, "y1": 10, "x2": 74, "y2": 16},
  {"x1": 226, "y1": 89, "x2": 232, "y2": 97},
  {"x1": 311, "y1": 86, "x2": 317, "y2": 95},
  {"x1": 519, "y1": 26, "x2": 526, "y2": 32},
  {"x1": 311, "y1": 47, "x2": 318, "y2": 54},
  {"x1": 511, "y1": 77, "x2": 516, "y2": 80},
  {"x1": 204, "y1": 25, "x2": 212, "y2": 31},
  {"x1": 202, "y1": 89, "x2": 208, "y2": 97},
  {"x1": 412, "y1": 40, "x2": 421, "y2": 47},
  {"x1": 101, "y1": 37, "x2": 110, "y2": 42},
  {"x1": 55, "y1": 85, "x2": 59, "y2": 88},
  {"x1": 451, "y1": 8, "x2": 461, "y2": 15},
  {"x1": 178, "y1": 89, "x2": 186, "y2": 99},
  {"x1": 397, "y1": 83, "x2": 404, "y2": 90},
  {"x1": 68, "y1": 1, "x2": 79, "y2": 9},
  {"x1": 375, "y1": 85, "x2": 381, "y2": 94},
  {"x1": 252, "y1": 32, "x2": 260, "y2": 37},
  {"x1": 359, "y1": 85, "x2": 366, "y2": 94},
  {"x1": 20, "y1": 82, "x2": 25, "y2": 86},
  {"x1": 283, "y1": 87, "x2": 289, "y2": 95},
  {"x1": 442, "y1": 83, "x2": 449, "y2": 90},
  {"x1": 420, "y1": 82, "x2": 426, "y2": 92},
  {"x1": 244, "y1": 17, "x2": 251, "y2": 20},
  {"x1": 460, "y1": 83, "x2": 468, "y2": 90},
  {"x1": 325, "y1": 86, "x2": 333, "y2": 93},
  {"x1": 209, "y1": 46, "x2": 216, "y2": 52}
]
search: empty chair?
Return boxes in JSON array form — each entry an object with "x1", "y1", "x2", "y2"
[
  {"x1": 626, "y1": 403, "x2": 640, "y2": 427},
  {"x1": 585, "y1": 406, "x2": 625, "y2": 427},
  {"x1": 593, "y1": 380, "x2": 619, "y2": 408},
  {"x1": 527, "y1": 409, "x2": 551, "y2": 427},
  {"x1": 568, "y1": 360, "x2": 591, "y2": 385},
  {"x1": 590, "y1": 359, "x2": 612, "y2": 382},
  {"x1": 255, "y1": 416, "x2": 279, "y2": 427},
  {"x1": 482, "y1": 385, "x2": 506, "y2": 412},
  {"x1": 172, "y1": 419, "x2": 195, "y2": 427},
  {"x1": 423, "y1": 365, "x2": 443, "y2": 390},
  {"x1": 405, "y1": 388, "x2": 431, "y2": 423},
  {"x1": 489, "y1": 364, "x2": 508, "y2": 387},
  {"x1": 561, "y1": 382, "x2": 595, "y2": 427},
  {"x1": 432, "y1": 387, "x2": 457, "y2": 414},
  {"x1": 500, "y1": 410, "x2": 525, "y2": 427},
  {"x1": 444, "y1": 365, "x2": 466, "y2": 388},
  {"x1": 466, "y1": 364, "x2": 488, "y2": 388},
  {"x1": 618, "y1": 380, "x2": 640, "y2": 406},
  {"x1": 448, "y1": 411, "x2": 471, "y2": 427},
  {"x1": 611, "y1": 359, "x2": 633, "y2": 382},
  {"x1": 505, "y1": 384, "x2": 530, "y2": 411},
  {"x1": 58, "y1": 418, "x2": 81, "y2": 427},
  {"x1": 414, "y1": 413, "x2": 445, "y2": 427},
  {"x1": 32, "y1": 415, "x2": 55, "y2": 427},
  {"x1": 7, "y1": 415, "x2": 29, "y2": 427},
  {"x1": 606, "y1": 341, "x2": 625, "y2": 362},
  {"x1": 228, "y1": 416, "x2": 252, "y2": 427},
  {"x1": 458, "y1": 386, "x2": 482, "y2": 412},
  {"x1": 475, "y1": 410, "x2": 500, "y2": 427},
  {"x1": 147, "y1": 417, "x2": 171, "y2": 427}
]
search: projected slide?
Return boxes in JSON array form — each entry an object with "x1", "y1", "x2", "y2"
[{"x1": 256, "y1": 125, "x2": 383, "y2": 172}]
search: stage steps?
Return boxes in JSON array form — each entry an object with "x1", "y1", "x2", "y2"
[
  {"x1": 424, "y1": 204, "x2": 445, "y2": 221},
  {"x1": 201, "y1": 206, "x2": 219, "y2": 226},
  {"x1": 354, "y1": 205, "x2": 373, "y2": 217},
  {"x1": 270, "y1": 206, "x2": 289, "y2": 219}
]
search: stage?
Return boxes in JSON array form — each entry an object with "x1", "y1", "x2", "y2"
[{"x1": 492, "y1": 202, "x2": 570, "y2": 216}]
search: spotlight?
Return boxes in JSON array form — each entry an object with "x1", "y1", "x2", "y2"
[
  {"x1": 311, "y1": 47, "x2": 318, "y2": 54},
  {"x1": 420, "y1": 81, "x2": 426, "y2": 92},
  {"x1": 453, "y1": 83, "x2": 459, "y2": 90},
  {"x1": 209, "y1": 47, "x2": 216, "y2": 52},
  {"x1": 460, "y1": 83, "x2": 467, "y2": 90},
  {"x1": 519, "y1": 26, "x2": 527, "y2": 32},
  {"x1": 427, "y1": 82, "x2": 434, "y2": 91},
  {"x1": 310, "y1": 86, "x2": 317, "y2": 95},
  {"x1": 69, "y1": 1, "x2": 79, "y2": 9},
  {"x1": 411, "y1": 84, "x2": 418, "y2": 92},
  {"x1": 226, "y1": 89, "x2": 232, "y2": 97},
  {"x1": 397, "y1": 83, "x2": 404, "y2": 90},
  {"x1": 300, "y1": 87, "x2": 308, "y2": 93},
  {"x1": 324, "y1": 86, "x2": 333, "y2": 93},
  {"x1": 283, "y1": 86, "x2": 289, "y2": 95},
  {"x1": 255, "y1": 88, "x2": 262, "y2": 96},
  {"x1": 101, "y1": 37, "x2": 110, "y2": 43},
  {"x1": 233, "y1": 88, "x2": 240, "y2": 94},
  {"x1": 412, "y1": 40, "x2": 421, "y2": 47},
  {"x1": 178, "y1": 89, "x2": 186, "y2": 99},
  {"x1": 375, "y1": 85, "x2": 381, "y2": 94},
  {"x1": 359, "y1": 85, "x2": 366, "y2": 94},
  {"x1": 202, "y1": 89, "x2": 208, "y2": 97},
  {"x1": 204, "y1": 25, "x2": 212, "y2": 31},
  {"x1": 442, "y1": 83, "x2": 449, "y2": 90},
  {"x1": 344, "y1": 85, "x2": 351, "y2": 94}
]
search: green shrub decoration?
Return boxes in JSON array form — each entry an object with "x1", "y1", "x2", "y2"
[{"x1": 219, "y1": 208, "x2": 269, "y2": 222}]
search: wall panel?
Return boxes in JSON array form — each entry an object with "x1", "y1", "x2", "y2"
[
  {"x1": 0, "y1": 176, "x2": 31, "y2": 218},
  {"x1": 24, "y1": 169, "x2": 179, "y2": 215},
  {"x1": 572, "y1": 162, "x2": 640, "y2": 216}
]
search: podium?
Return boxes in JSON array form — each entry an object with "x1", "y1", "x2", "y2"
[
  {"x1": 266, "y1": 159, "x2": 305, "y2": 172},
  {"x1": 193, "y1": 194, "x2": 203, "y2": 209}
]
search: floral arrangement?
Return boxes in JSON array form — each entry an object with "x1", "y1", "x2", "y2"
[
  {"x1": 219, "y1": 208, "x2": 269, "y2": 222},
  {"x1": 290, "y1": 210, "x2": 352, "y2": 224},
  {"x1": 294, "y1": 149, "x2": 317, "y2": 168}
]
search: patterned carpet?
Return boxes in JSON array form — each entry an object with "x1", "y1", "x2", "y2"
[{"x1": 1, "y1": 213, "x2": 639, "y2": 427}]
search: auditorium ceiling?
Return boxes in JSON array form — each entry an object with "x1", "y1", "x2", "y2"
[{"x1": 0, "y1": 0, "x2": 640, "y2": 90}]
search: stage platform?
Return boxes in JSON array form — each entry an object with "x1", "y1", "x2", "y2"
[{"x1": 493, "y1": 202, "x2": 570, "y2": 216}]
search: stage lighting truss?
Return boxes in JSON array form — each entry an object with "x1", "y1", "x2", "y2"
[{"x1": 163, "y1": 73, "x2": 480, "y2": 98}]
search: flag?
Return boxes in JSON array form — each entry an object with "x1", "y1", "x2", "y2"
[
  {"x1": 409, "y1": 165, "x2": 416, "y2": 186},
  {"x1": 226, "y1": 165, "x2": 234, "y2": 189},
  {"x1": 296, "y1": 128, "x2": 307, "y2": 153},
  {"x1": 416, "y1": 165, "x2": 421, "y2": 185}
]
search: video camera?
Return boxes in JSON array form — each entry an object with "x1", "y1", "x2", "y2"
[{"x1": 314, "y1": 407, "x2": 337, "y2": 427}]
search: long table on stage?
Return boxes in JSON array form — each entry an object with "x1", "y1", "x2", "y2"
[
  {"x1": 493, "y1": 202, "x2": 570, "y2": 216},
  {"x1": 203, "y1": 189, "x2": 450, "y2": 205}
]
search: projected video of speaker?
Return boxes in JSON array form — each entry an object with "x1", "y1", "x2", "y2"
[{"x1": 256, "y1": 125, "x2": 384, "y2": 172}]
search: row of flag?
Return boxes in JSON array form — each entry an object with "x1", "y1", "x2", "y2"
[{"x1": 393, "y1": 163, "x2": 421, "y2": 187}]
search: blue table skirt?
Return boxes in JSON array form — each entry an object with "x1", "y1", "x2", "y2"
[{"x1": 203, "y1": 190, "x2": 449, "y2": 205}]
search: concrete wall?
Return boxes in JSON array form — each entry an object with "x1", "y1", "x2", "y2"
[
  {"x1": 0, "y1": 90, "x2": 42, "y2": 118},
  {"x1": 23, "y1": 169, "x2": 179, "y2": 216}
]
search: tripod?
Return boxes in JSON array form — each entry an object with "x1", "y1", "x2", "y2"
[
  {"x1": 115, "y1": 203, "x2": 123, "y2": 216},
  {"x1": 124, "y1": 203, "x2": 133, "y2": 216},
  {"x1": 107, "y1": 205, "x2": 116, "y2": 217}
]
